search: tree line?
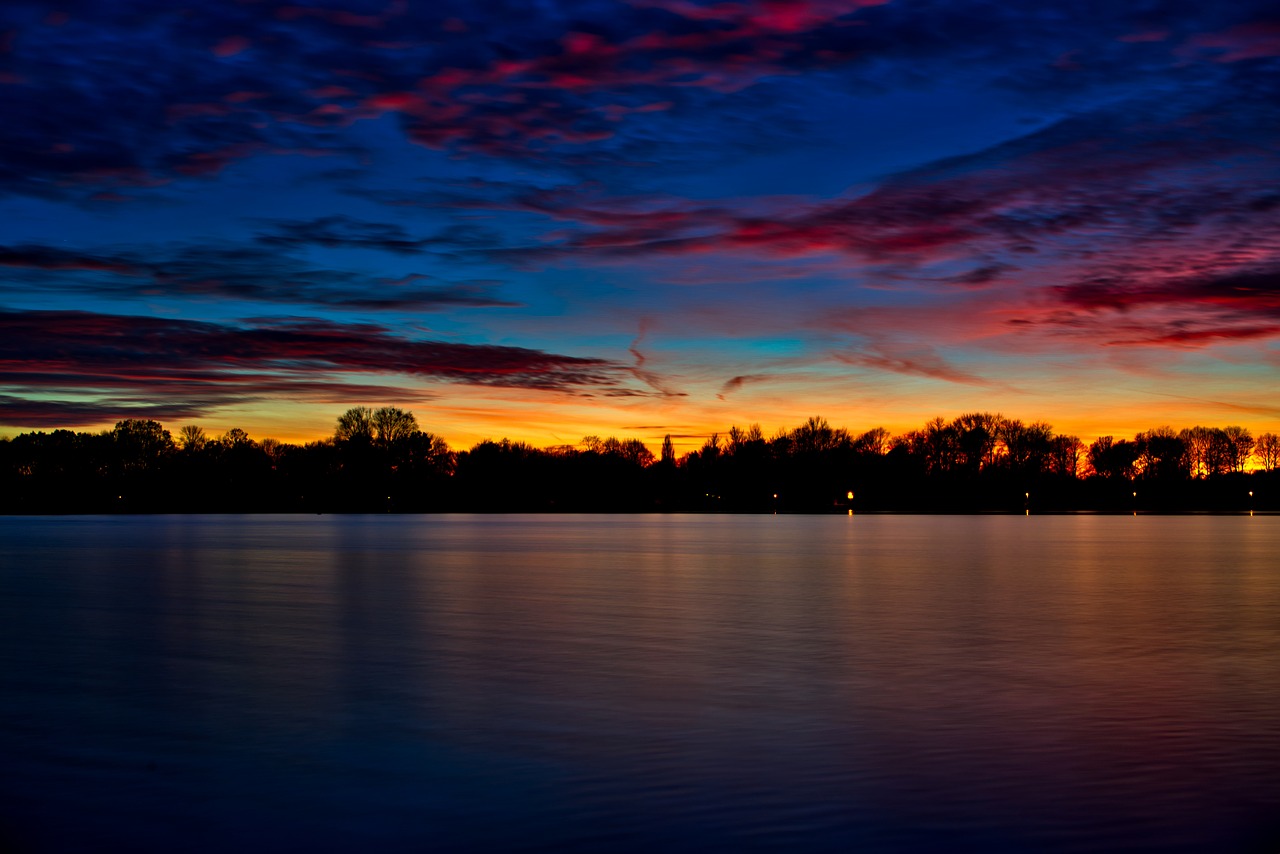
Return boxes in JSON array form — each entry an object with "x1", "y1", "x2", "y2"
[{"x1": 1, "y1": 408, "x2": 1276, "y2": 513}]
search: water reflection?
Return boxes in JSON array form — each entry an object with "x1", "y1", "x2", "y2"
[{"x1": 2, "y1": 515, "x2": 1279, "y2": 852}]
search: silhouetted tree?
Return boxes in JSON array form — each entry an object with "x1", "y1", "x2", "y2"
[
  {"x1": 791, "y1": 416, "x2": 848, "y2": 455},
  {"x1": 999, "y1": 419, "x2": 1053, "y2": 474},
  {"x1": 4, "y1": 409, "x2": 1277, "y2": 514},
  {"x1": 220, "y1": 427, "x2": 252, "y2": 448},
  {"x1": 1088, "y1": 436, "x2": 1138, "y2": 480},
  {"x1": 177, "y1": 424, "x2": 207, "y2": 451},
  {"x1": 1180, "y1": 426, "x2": 1214, "y2": 478},
  {"x1": 1257, "y1": 433, "x2": 1280, "y2": 472},
  {"x1": 372, "y1": 406, "x2": 418, "y2": 446},
  {"x1": 916, "y1": 416, "x2": 960, "y2": 474},
  {"x1": 1135, "y1": 426, "x2": 1188, "y2": 480},
  {"x1": 1048, "y1": 435, "x2": 1084, "y2": 478},
  {"x1": 112, "y1": 419, "x2": 174, "y2": 473},
  {"x1": 582, "y1": 435, "x2": 655, "y2": 466},
  {"x1": 1222, "y1": 426, "x2": 1254, "y2": 473},
  {"x1": 953, "y1": 412, "x2": 1001, "y2": 472},
  {"x1": 854, "y1": 427, "x2": 891, "y2": 457},
  {"x1": 1205, "y1": 429, "x2": 1235, "y2": 476},
  {"x1": 335, "y1": 406, "x2": 375, "y2": 443}
]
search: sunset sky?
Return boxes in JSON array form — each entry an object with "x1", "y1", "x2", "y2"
[{"x1": 2, "y1": 0, "x2": 1278, "y2": 451}]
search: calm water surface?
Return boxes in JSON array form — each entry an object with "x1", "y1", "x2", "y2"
[{"x1": 2, "y1": 514, "x2": 1278, "y2": 852}]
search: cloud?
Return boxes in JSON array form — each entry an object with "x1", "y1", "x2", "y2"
[
  {"x1": 1182, "y1": 21, "x2": 1280, "y2": 63},
  {"x1": 1, "y1": 0, "x2": 1274, "y2": 196},
  {"x1": 0, "y1": 244, "x2": 143, "y2": 275},
  {"x1": 716, "y1": 373, "x2": 771, "y2": 399},
  {"x1": 0, "y1": 394, "x2": 221, "y2": 428},
  {"x1": 0, "y1": 307, "x2": 631, "y2": 426},
  {"x1": 625, "y1": 317, "x2": 685, "y2": 397},
  {"x1": 256, "y1": 215, "x2": 426, "y2": 253},
  {"x1": 1055, "y1": 265, "x2": 1280, "y2": 314},
  {"x1": 0, "y1": 240, "x2": 521, "y2": 311},
  {"x1": 1030, "y1": 262, "x2": 1280, "y2": 348},
  {"x1": 834, "y1": 344, "x2": 999, "y2": 387},
  {"x1": 484, "y1": 91, "x2": 1280, "y2": 268}
]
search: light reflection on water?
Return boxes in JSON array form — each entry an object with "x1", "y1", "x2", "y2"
[{"x1": 2, "y1": 514, "x2": 1279, "y2": 852}]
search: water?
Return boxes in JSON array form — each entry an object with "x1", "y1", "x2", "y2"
[{"x1": 1, "y1": 514, "x2": 1278, "y2": 853}]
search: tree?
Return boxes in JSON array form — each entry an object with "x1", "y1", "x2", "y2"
[
  {"x1": 854, "y1": 427, "x2": 890, "y2": 456},
  {"x1": 581, "y1": 435, "x2": 655, "y2": 466},
  {"x1": 1088, "y1": 435, "x2": 1137, "y2": 480},
  {"x1": 999, "y1": 419, "x2": 1053, "y2": 474},
  {"x1": 1221, "y1": 426, "x2": 1254, "y2": 473},
  {"x1": 112, "y1": 419, "x2": 174, "y2": 472},
  {"x1": 1135, "y1": 426, "x2": 1187, "y2": 480},
  {"x1": 177, "y1": 424, "x2": 207, "y2": 452},
  {"x1": 952, "y1": 412, "x2": 1000, "y2": 471},
  {"x1": 401, "y1": 430, "x2": 453, "y2": 476},
  {"x1": 1048, "y1": 435, "x2": 1083, "y2": 478},
  {"x1": 791, "y1": 416, "x2": 848, "y2": 455},
  {"x1": 1205, "y1": 429, "x2": 1235, "y2": 476},
  {"x1": 617, "y1": 439, "x2": 655, "y2": 467},
  {"x1": 1257, "y1": 433, "x2": 1280, "y2": 472},
  {"x1": 335, "y1": 406, "x2": 374, "y2": 443},
  {"x1": 920, "y1": 416, "x2": 960, "y2": 474},
  {"x1": 220, "y1": 427, "x2": 253, "y2": 448},
  {"x1": 661, "y1": 434, "x2": 676, "y2": 466},
  {"x1": 259, "y1": 437, "x2": 284, "y2": 463},
  {"x1": 372, "y1": 406, "x2": 418, "y2": 446}
]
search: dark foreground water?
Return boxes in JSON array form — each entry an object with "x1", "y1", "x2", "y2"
[{"x1": 2, "y1": 515, "x2": 1279, "y2": 853}]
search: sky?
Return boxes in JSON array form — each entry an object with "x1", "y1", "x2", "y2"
[{"x1": 1, "y1": 0, "x2": 1278, "y2": 451}]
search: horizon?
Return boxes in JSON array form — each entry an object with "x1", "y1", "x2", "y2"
[
  {"x1": 2, "y1": 2, "x2": 1278, "y2": 447},
  {"x1": 4, "y1": 406, "x2": 1275, "y2": 471}
]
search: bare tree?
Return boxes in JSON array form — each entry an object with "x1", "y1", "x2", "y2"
[
  {"x1": 220, "y1": 427, "x2": 252, "y2": 448},
  {"x1": 258, "y1": 437, "x2": 284, "y2": 463},
  {"x1": 999, "y1": 419, "x2": 1053, "y2": 473},
  {"x1": 921, "y1": 416, "x2": 960, "y2": 474},
  {"x1": 581, "y1": 435, "x2": 654, "y2": 465},
  {"x1": 1048, "y1": 435, "x2": 1083, "y2": 478},
  {"x1": 1222, "y1": 426, "x2": 1254, "y2": 472},
  {"x1": 1179, "y1": 426, "x2": 1213, "y2": 478},
  {"x1": 372, "y1": 406, "x2": 418, "y2": 445},
  {"x1": 112, "y1": 419, "x2": 175, "y2": 472},
  {"x1": 1135, "y1": 426, "x2": 1187, "y2": 480},
  {"x1": 335, "y1": 406, "x2": 374, "y2": 443},
  {"x1": 1257, "y1": 432, "x2": 1280, "y2": 472},
  {"x1": 791, "y1": 416, "x2": 849, "y2": 454},
  {"x1": 953, "y1": 412, "x2": 1001, "y2": 471},
  {"x1": 1205, "y1": 429, "x2": 1234, "y2": 476},
  {"x1": 1088, "y1": 435, "x2": 1138, "y2": 480},
  {"x1": 851, "y1": 426, "x2": 890, "y2": 456},
  {"x1": 177, "y1": 424, "x2": 207, "y2": 451}
]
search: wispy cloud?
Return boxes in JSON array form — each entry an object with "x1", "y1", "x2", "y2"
[
  {"x1": 0, "y1": 240, "x2": 521, "y2": 311},
  {"x1": 0, "y1": 308, "x2": 630, "y2": 426}
]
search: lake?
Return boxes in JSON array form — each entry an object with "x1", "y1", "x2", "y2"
[{"x1": 2, "y1": 514, "x2": 1278, "y2": 852}]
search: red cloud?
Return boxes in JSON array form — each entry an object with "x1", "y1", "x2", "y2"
[
  {"x1": 1184, "y1": 21, "x2": 1280, "y2": 62},
  {"x1": 0, "y1": 245, "x2": 143, "y2": 275},
  {"x1": 0, "y1": 309, "x2": 631, "y2": 426},
  {"x1": 638, "y1": 0, "x2": 886, "y2": 34},
  {"x1": 212, "y1": 35, "x2": 250, "y2": 58}
]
